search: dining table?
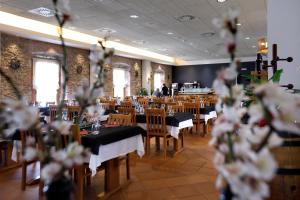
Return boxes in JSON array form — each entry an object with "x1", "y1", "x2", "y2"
[
  {"x1": 79, "y1": 125, "x2": 145, "y2": 199},
  {"x1": 136, "y1": 112, "x2": 193, "y2": 155}
]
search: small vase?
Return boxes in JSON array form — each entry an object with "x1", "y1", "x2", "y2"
[
  {"x1": 219, "y1": 186, "x2": 234, "y2": 200},
  {"x1": 45, "y1": 178, "x2": 74, "y2": 200}
]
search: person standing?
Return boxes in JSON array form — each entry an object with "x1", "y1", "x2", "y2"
[{"x1": 161, "y1": 83, "x2": 168, "y2": 96}]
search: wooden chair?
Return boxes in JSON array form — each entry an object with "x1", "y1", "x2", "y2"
[
  {"x1": 20, "y1": 129, "x2": 43, "y2": 196},
  {"x1": 184, "y1": 103, "x2": 206, "y2": 135},
  {"x1": 70, "y1": 125, "x2": 99, "y2": 200},
  {"x1": 138, "y1": 98, "x2": 148, "y2": 108},
  {"x1": 101, "y1": 101, "x2": 115, "y2": 110},
  {"x1": 0, "y1": 139, "x2": 8, "y2": 166},
  {"x1": 49, "y1": 105, "x2": 57, "y2": 122},
  {"x1": 120, "y1": 101, "x2": 132, "y2": 108},
  {"x1": 67, "y1": 106, "x2": 80, "y2": 121},
  {"x1": 118, "y1": 107, "x2": 136, "y2": 125},
  {"x1": 106, "y1": 114, "x2": 132, "y2": 180},
  {"x1": 172, "y1": 105, "x2": 184, "y2": 113},
  {"x1": 145, "y1": 108, "x2": 174, "y2": 159},
  {"x1": 107, "y1": 114, "x2": 132, "y2": 126}
]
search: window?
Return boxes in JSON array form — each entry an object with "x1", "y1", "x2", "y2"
[
  {"x1": 33, "y1": 58, "x2": 60, "y2": 106},
  {"x1": 113, "y1": 67, "x2": 130, "y2": 99},
  {"x1": 154, "y1": 71, "x2": 165, "y2": 91}
]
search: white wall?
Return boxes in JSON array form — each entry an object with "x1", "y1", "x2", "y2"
[
  {"x1": 142, "y1": 60, "x2": 152, "y2": 95},
  {"x1": 267, "y1": 0, "x2": 300, "y2": 89}
]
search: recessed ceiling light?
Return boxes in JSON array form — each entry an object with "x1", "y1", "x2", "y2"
[
  {"x1": 158, "y1": 48, "x2": 168, "y2": 52},
  {"x1": 132, "y1": 40, "x2": 146, "y2": 45},
  {"x1": 217, "y1": 0, "x2": 227, "y2": 3},
  {"x1": 94, "y1": 27, "x2": 116, "y2": 34},
  {"x1": 175, "y1": 15, "x2": 196, "y2": 22},
  {"x1": 236, "y1": 23, "x2": 242, "y2": 26},
  {"x1": 245, "y1": 37, "x2": 251, "y2": 40},
  {"x1": 29, "y1": 7, "x2": 55, "y2": 17},
  {"x1": 130, "y1": 15, "x2": 139, "y2": 19},
  {"x1": 167, "y1": 32, "x2": 174, "y2": 35},
  {"x1": 252, "y1": 45, "x2": 256, "y2": 48},
  {"x1": 200, "y1": 32, "x2": 216, "y2": 38}
]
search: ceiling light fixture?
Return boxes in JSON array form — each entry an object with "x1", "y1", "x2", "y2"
[
  {"x1": 245, "y1": 37, "x2": 251, "y2": 40},
  {"x1": 29, "y1": 7, "x2": 55, "y2": 17},
  {"x1": 217, "y1": 0, "x2": 227, "y2": 3},
  {"x1": 167, "y1": 32, "x2": 174, "y2": 35},
  {"x1": 94, "y1": 27, "x2": 116, "y2": 34},
  {"x1": 0, "y1": 11, "x2": 181, "y2": 64},
  {"x1": 200, "y1": 32, "x2": 215, "y2": 38},
  {"x1": 236, "y1": 23, "x2": 242, "y2": 26},
  {"x1": 130, "y1": 15, "x2": 139, "y2": 19},
  {"x1": 176, "y1": 15, "x2": 196, "y2": 22}
]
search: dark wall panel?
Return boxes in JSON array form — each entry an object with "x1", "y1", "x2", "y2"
[{"x1": 172, "y1": 61, "x2": 255, "y2": 87}]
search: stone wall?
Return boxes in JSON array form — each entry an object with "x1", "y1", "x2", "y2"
[
  {"x1": 151, "y1": 62, "x2": 173, "y2": 92},
  {"x1": 0, "y1": 32, "x2": 172, "y2": 100},
  {"x1": 103, "y1": 55, "x2": 142, "y2": 97},
  {"x1": 0, "y1": 33, "x2": 90, "y2": 101}
]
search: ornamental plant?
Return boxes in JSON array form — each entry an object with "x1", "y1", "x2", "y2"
[
  {"x1": 211, "y1": 8, "x2": 300, "y2": 200},
  {"x1": 0, "y1": 0, "x2": 113, "y2": 187}
]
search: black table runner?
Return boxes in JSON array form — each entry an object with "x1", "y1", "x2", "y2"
[
  {"x1": 81, "y1": 126, "x2": 146, "y2": 154},
  {"x1": 136, "y1": 112, "x2": 193, "y2": 127}
]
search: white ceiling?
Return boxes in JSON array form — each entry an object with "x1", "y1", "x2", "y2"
[{"x1": 0, "y1": 0, "x2": 267, "y2": 62}]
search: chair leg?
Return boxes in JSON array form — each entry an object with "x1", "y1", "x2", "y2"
[
  {"x1": 126, "y1": 154, "x2": 130, "y2": 180},
  {"x1": 146, "y1": 136, "x2": 150, "y2": 156},
  {"x1": 21, "y1": 163, "x2": 27, "y2": 190},
  {"x1": 86, "y1": 168, "x2": 91, "y2": 186},
  {"x1": 163, "y1": 137, "x2": 167, "y2": 160},
  {"x1": 4, "y1": 148, "x2": 7, "y2": 166}
]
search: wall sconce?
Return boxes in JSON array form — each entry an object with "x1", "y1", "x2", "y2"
[
  {"x1": 134, "y1": 62, "x2": 139, "y2": 78},
  {"x1": 10, "y1": 58, "x2": 21, "y2": 70},
  {"x1": 257, "y1": 37, "x2": 268, "y2": 55}
]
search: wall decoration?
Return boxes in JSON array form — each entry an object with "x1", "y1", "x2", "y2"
[
  {"x1": 76, "y1": 65, "x2": 83, "y2": 74},
  {"x1": 10, "y1": 58, "x2": 21, "y2": 70},
  {"x1": 134, "y1": 62, "x2": 139, "y2": 78}
]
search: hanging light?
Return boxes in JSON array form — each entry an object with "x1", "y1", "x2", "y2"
[{"x1": 257, "y1": 37, "x2": 268, "y2": 55}]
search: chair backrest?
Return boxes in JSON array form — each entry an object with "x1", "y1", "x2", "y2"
[
  {"x1": 20, "y1": 129, "x2": 42, "y2": 157},
  {"x1": 67, "y1": 106, "x2": 80, "y2": 121},
  {"x1": 120, "y1": 101, "x2": 132, "y2": 108},
  {"x1": 184, "y1": 103, "x2": 200, "y2": 118},
  {"x1": 49, "y1": 105, "x2": 57, "y2": 122},
  {"x1": 118, "y1": 107, "x2": 136, "y2": 124},
  {"x1": 101, "y1": 101, "x2": 115, "y2": 110},
  {"x1": 107, "y1": 114, "x2": 132, "y2": 126},
  {"x1": 145, "y1": 108, "x2": 167, "y2": 136},
  {"x1": 138, "y1": 98, "x2": 148, "y2": 108},
  {"x1": 172, "y1": 105, "x2": 184, "y2": 113}
]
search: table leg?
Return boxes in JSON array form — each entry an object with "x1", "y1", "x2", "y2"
[{"x1": 173, "y1": 132, "x2": 184, "y2": 157}]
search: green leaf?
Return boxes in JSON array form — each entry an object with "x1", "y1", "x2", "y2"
[{"x1": 269, "y1": 69, "x2": 283, "y2": 83}]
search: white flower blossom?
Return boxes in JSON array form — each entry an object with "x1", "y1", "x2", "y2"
[
  {"x1": 50, "y1": 120, "x2": 72, "y2": 135},
  {"x1": 41, "y1": 162, "x2": 62, "y2": 184},
  {"x1": 0, "y1": 99, "x2": 39, "y2": 136},
  {"x1": 23, "y1": 147, "x2": 38, "y2": 161}
]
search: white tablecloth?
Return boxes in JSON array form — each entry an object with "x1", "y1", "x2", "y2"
[
  {"x1": 88, "y1": 134, "x2": 144, "y2": 176},
  {"x1": 137, "y1": 119, "x2": 193, "y2": 139}
]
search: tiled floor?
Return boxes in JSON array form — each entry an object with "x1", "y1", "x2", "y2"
[{"x1": 0, "y1": 133, "x2": 219, "y2": 200}]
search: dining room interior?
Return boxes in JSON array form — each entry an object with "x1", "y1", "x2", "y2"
[{"x1": 0, "y1": 0, "x2": 299, "y2": 200}]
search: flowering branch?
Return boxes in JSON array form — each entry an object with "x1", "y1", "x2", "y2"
[{"x1": 0, "y1": 68, "x2": 22, "y2": 100}]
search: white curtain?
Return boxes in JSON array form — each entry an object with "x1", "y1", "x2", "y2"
[
  {"x1": 33, "y1": 58, "x2": 59, "y2": 106},
  {"x1": 113, "y1": 67, "x2": 130, "y2": 99},
  {"x1": 154, "y1": 72, "x2": 165, "y2": 90}
]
